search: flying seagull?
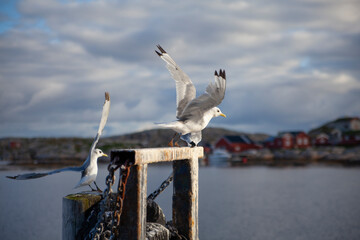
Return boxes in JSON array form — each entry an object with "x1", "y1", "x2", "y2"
[
  {"x1": 155, "y1": 45, "x2": 227, "y2": 147},
  {"x1": 7, "y1": 92, "x2": 111, "y2": 192}
]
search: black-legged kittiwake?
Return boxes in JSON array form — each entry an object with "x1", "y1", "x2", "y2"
[
  {"x1": 7, "y1": 92, "x2": 111, "y2": 192},
  {"x1": 155, "y1": 45, "x2": 227, "y2": 147}
]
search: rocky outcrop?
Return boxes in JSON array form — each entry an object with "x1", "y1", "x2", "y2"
[{"x1": 271, "y1": 146, "x2": 360, "y2": 162}]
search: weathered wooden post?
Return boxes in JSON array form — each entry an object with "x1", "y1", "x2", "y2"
[
  {"x1": 62, "y1": 193, "x2": 102, "y2": 240},
  {"x1": 111, "y1": 147, "x2": 203, "y2": 240},
  {"x1": 120, "y1": 164, "x2": 148, "y2": 239},
  {"x1": 173, "y1": 156, "x2": 199, "y2": 240},
  {"x1": 63, "y1": 147, "x2": 203, "y2": 240}
]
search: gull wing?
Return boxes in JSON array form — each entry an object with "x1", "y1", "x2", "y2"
[
  {"x1": 88, "y1": 92, "x2": 111, "y2": 155},
  {"x1": 179, "y1": 69, "x2": 226, "y2": 121},
  {"x1": 6, "y1": 166, "x2": 83, "y2": 180},
  {"x1": 156, "y1": 45, "x2": 196, "y2": 119},
  {"x1": 6, "y1": 93, "x2": 111, "y2": 181}
]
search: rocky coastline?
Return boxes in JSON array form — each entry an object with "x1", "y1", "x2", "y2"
[
  {"x1": 1, "y1": 128, "x2": 359, "y2": 168},
  {"x1": 227, "y1": 146, "x2": 360, "y2": 167}
]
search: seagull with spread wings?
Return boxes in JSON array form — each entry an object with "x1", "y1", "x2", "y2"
[
  {"x1": 7, "y1": 92, "x2": 111, "y2": 192},
  {"x1": 155, "y1": 45, "x2": 227, "y2": 147}
]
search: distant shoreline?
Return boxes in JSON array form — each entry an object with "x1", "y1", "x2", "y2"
[{"x1": 2, "y1": 157, "x2": 359, "y2": 172}]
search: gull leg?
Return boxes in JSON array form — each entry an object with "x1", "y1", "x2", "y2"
[
  {"x1": 168, "y1": 132, "x2": 178, "y2": 147},
  {"x1": 88, "y1": 184, "x2": 96, "y2": 191},
  {"x1": 93, "y1": 181, "x2": 102, "y2": 193},
  {"x1": 174, "y1": 134, "x2": 181, "y2": 147}
]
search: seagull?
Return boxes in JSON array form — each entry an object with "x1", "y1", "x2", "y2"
[
  {"x1": 155, "y1": 45, "x2": 227, "y2": 147},
  {"x1": 7, "y1": 92, "x2": 111, "y2": 192}
]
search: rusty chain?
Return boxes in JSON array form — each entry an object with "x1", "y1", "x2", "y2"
[
  {"x1": 86, "y1": 162, "x2": 118, "y2": 240},
  {"x1": 111, "y1": 160, "x2": 131, "y2": 239},
  {"x1": 86, "y1": 160, "x2": 131, "y2": 240},
  {"x1": 147, "y1": 171, "x2": 174, "y2": 201},
  {"x1": 85, "y1": 166, "x2": 173, "y2": 239}
]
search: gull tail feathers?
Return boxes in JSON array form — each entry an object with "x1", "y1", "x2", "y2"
[
  {"x1": 155, "y1": 122, "x2": 172, "y2": 128},
  {"x1": 74, "y1": 174, "x2": 94, "y2": 189},
  {"x1": 156, "y1": 121, "x2": 185, "y2": 134},
  {"x1": 74, "y1": 181, "x2": 83, "y2": 189},
  {"x1": 156, "y1": 122, "x2": 179, "y2": 129}
]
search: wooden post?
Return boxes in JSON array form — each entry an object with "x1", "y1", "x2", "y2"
[
  {"x1": 173, "y1": 155, "x2": 199, "y2": 240},
  {"x1": 119, "y1": 164, "x2": 148, "y2": 240},
  {"x1": 111, "y1": 147, "x2": 203, "y2": 166},
  {"x1": 111, "y1": 147, "x2": 202, "y2": 240},
  {"x1": 61, "y1": 147, "x2": 204, "y2": 239},
  {"x1": 62, "y1": 193, "x2": 102, "y2": 240}
]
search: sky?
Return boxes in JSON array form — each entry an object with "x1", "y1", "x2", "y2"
[{"x1": 0, "y1": 0, "x2": 359, "y2": 138}]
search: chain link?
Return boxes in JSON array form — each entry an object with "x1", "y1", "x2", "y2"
[
  {"x1": 147, "y1": 171, "x2": 174, "y2": 201},
  {"x1": 86, "y1": 160, "x2": 131, "y2": 240},
  {"x1": 111, "y1": 160, "x2": 131, "y2": 239},
  {"x1": 85, "y1": 167, "x2": 174, "y2": 239},
  {"x1": 86, "y1": 163, "x2": 118, "y2": 240},
  {"x1": 166, "y1": 221, "x2": 188, "y2": 240}
]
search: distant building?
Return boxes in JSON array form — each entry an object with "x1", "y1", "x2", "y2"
[
  {"x1": 265, "y1": 131, "x2": 310, "y2": 149},
  {"x1": 309, "y1": 117, "x2": 360, "y2": 146},
  {"x1": 326, "y1": 117, "x2": 360, "y2": 132},
  {"x1": 215, "y1": 135, "x2": 261, "y2": 153},
  {"x1": 313, "y1": 133, "x2": 330, "y2": 146},
  {"x1": 340, "y1": 131, "x2": 360, "y2": 146},
  {"x1": 328, "y1": 128, "x2": 342, "y2": 145},
  {"x1": 9, "y1": 141, "x2": 21, "y2": 149}
]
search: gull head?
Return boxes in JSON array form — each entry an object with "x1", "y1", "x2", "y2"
[
  {"x1": 213, "y1": 107, "x2": 227, "y2": 118},
  {"x1": 93, "y1": 148, "x2": 108, "y2": 158}
]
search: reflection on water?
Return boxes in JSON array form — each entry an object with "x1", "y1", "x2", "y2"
[{"x1": 1, "y1": 164, "x2": 360, "y2": 240}]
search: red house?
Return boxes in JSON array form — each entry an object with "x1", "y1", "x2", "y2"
[
  {"x1": 9, "y1": 141, "x2": 21, "y2": 149},
  {"x1": 215, "y1": 135, "x2": 261, "y2": 153},
  {"x1": 340, "y1": 131, "x2": 360, "y2": 146},
  {"x1": 313, "y1": 133, "x2": 330, "y2": 146},
  {"x1": 309, "y1": 116, "x2": 360, "y2": 146},
  {"x1": 265, "y1": 131, "x2": 310, "y2": 149}
]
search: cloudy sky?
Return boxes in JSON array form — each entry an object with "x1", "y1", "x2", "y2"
[{"x1": 0, "y1": 0, "x2": 359, "y2": 138}]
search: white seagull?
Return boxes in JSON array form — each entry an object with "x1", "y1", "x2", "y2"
[
  {"x1": 155, "y1": 45, "x2": 227, "y2": 147},
  {"x1": 7, "y1": 92, "x2": 111, "y2": 192}
]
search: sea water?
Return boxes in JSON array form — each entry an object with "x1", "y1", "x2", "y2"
[{"x1": 1, "y1": 164, "x2": 360, "y2": 240}]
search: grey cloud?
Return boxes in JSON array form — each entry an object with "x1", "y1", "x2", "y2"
[{"x1": 0, "y1": 0, "x2": 359, "y2": 137}]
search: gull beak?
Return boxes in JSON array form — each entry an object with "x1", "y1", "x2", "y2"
[
  {"x1": 102, "y1": 153, "x2": 109, "y2": 157},
  {"x1": 220, "y1": 113, "x2": 227, "y2": 118}
]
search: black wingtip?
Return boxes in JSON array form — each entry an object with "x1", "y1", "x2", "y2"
[
  {"x1": 156, "y1": 44, "x2": 167, "y2": 54},
  {"x1": 6, "y1": 176, "x2": 16, "y2": 179},
  {"x1": 155, "y1": 50, "x2": 162, "y2": 57},
  {"x1": 105, "y1": 92, "x2": 110, "y2": 101},
  {"x1": 215, "y1": 69, "x2": 226, "y2": 80}
]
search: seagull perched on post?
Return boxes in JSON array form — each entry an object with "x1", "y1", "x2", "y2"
[
  {"x1": 155, "y1": 45, "x2": 227, "y2": 147},
  {"x1": 7, "y1": 92, "x2": 111, "y2": 192}
]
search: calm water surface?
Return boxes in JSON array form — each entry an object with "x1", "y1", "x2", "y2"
[{"x1": 1, "y1": 164, "x2": 360, "y2": 240}]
